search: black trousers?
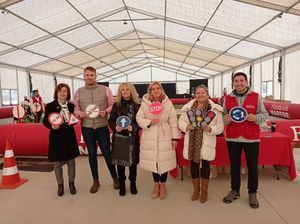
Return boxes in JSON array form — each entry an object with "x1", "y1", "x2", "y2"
[
  {"x1": 227, "y1": 141, "x2": 259, "y2": 193},
  {"x1": 190, "y1": 160, "x2": 210, "y2": 179},
  {"x1": 152, "y1": 172, "x2": 168, "y2": 183},
  {"x1": 117, "y1": 165, "x2": 137, "y2": 182}
]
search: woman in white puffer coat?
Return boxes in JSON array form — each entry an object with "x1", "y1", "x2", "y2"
[
  {"x1": 178, "y1": 85, "x2": 224, "y2": 203},
  {"x1": 136, "y1": 81, "x2": 180, "y2": 200}
]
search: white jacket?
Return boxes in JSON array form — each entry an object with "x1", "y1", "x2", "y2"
[
  {"x1": 136, "y1": 94, "x2": 180, "y2": 174},
  {"x1": 178, "y1": 99, "x2": 224, "y2": 161}
]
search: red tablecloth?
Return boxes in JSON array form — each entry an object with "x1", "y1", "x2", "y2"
[{"x1": 175, "y1": 132, "x2": 296, "y2": 180}]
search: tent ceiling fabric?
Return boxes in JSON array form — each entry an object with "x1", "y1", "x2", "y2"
[{"x1": 0, "y1": 0, "x2": 299, "y2": 80}]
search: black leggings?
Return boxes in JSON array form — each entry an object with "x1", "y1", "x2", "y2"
[
  {"x1": 152, "y1": 172, "x2": 168, "y2": 183},
  {"x1": 190, "y1": 160, "x2": 210, "y2": 179}
]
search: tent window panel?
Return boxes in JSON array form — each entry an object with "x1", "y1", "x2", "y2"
[
  {"x1": 17, "y1": 70, "x2": 29, "y2": 103},
  {"x1": 1, "y1": 89, "x2": 18, "y2": 106},
  {"x1": 261, "y1": 81, "x2": 273, "y2": 98}
]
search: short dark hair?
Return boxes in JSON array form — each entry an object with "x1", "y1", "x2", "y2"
[
  {"x1": 33, "y1": 89, "x2": 38, "y2": 94},
  {"x1": 84, "y1": 66, "x2": 96, "y2": 74},
  {"x1": 54, "y1": 83, "x2": 71, "y2": 101},
  {"x1": 232, "y1": 72, "x2": 248, "y2": 82}
]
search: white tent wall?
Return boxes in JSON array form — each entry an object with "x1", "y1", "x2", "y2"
[
  {"x1": 0, "y1": 66, "x2": 18, "y2": 106},
  {"x1": 73, "y1": 78, "x2": 85, "y2": 96},
  {"x1": 127, "y1": 68, "x2": 151, "y2": 83},
  {"x1": 30, "y1": 72, "x2": 54, "y2": 104},
  {"x1": 285, "y1": 49, "x2": 300, "y2": 103},
  {"x1": 106, "y1": 67, "x2": 198, "y2": 95},
  {"x1": 208, "y1": 78, "x2": 213, "y2": 97},
  {"x1": 17, "y1": 69, "x2": 29, "y2": 103},
  {"x1": 254, "y1": 60, "x2": 262, "y2": 94},
  {"x1": 213, "y1": 75, "x2": 222, "y2": 98},
  {"x1": 151, "y1": 67, "x2": 176, "y2": 82},
  {"x1": 222, "y1": 72, "x2": 232, "y2": 95},
  {"x1": 261, "y1": 59, "x2": 273, "y2": 98},
  {"x1": 0, "y1": 66, "x2": 17, "y2": 89}
]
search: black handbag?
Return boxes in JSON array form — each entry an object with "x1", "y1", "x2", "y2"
[{"x1": 111, "y1": 133, "x2": 130, "y2": 164}]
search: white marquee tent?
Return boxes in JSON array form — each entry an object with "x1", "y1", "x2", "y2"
[{"x1": 0, "y1": 0, "x2": 300, "y2": 104}]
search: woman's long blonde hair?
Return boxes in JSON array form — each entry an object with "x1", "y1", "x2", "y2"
[
  {"x1": 115, "y1": 83, "x2": 139, "y2": 104},
  {"x1": 147, "y1": 81, "x2": 166, "y2": 101}
]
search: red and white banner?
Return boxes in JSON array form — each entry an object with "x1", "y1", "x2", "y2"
[{"x1": 264, "y1": 101, "x2": 300, "y2": 119}]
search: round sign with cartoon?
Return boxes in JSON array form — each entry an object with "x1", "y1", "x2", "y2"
[
  {"x1": 48, "y1": 112, "x2": 63, "y2": 125},
  {"x1": 229, "y1": 106, "x2": 247, "y2": 123}
]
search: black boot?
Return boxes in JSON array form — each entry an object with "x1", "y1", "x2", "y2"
[
  {"x1": 130, "y1": 181, "x2": 137, "y2": 195},
  {"x1": 69, "y1": 181, "x2": 76, "y2": 195},
  {"x1": 57, "y1": 184, "x2": 64, "y2": 197},
  {"x1": 119, "y1": 181, "x2": 126, "y2": 196}
]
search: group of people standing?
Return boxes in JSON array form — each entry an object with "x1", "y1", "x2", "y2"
[
  {"x1": 15, "y1": 90, "x2": 45, "y2": 123},
  {"x1": 43, "y1": 66, "x2": 267, "y2": 209}
]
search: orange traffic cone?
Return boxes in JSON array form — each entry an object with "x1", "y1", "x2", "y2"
[{"x1": 0, "y1": 139, "x2": 28, "y2": 189}]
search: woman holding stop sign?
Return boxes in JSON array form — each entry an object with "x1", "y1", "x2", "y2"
[{"x1": 136, "y1": 81, "x2": 180, "y2": 199}]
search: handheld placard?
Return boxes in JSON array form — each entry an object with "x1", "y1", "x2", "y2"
[
  {"x1": 199, "y1": 110, "x2": 216, "y2": 127},
  {"x1": 149, "y1": 102, "x2": 163, "y2": 115},
  {"x1": 12, "y1": 105, "x2": 25, "y2": 119},
  {"x1": 229, "y1": 106, "x2": 247, "y2": 123},
  {"x1": 48, "y1": 112, "x2": 63, "y2": 125},
  {"x1": 68, "y1": 113, "x2": 80, "y2": 125},
  {"x1": 116, "y1": 116, "x2": 131, "y2": 129},
  {"x1": 32, "y1": 102, "x2": 41, "y2": 112},
  {"x1": 187, "y1": 110, "x2": 196, "y2": 127},
  {"x1": 85, "y1": 104, "x2": 100, "y2": 118}
]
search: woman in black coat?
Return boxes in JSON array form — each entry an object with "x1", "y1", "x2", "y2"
[
  {"x1": 43, "y1": 83, "x2": 79, "y2": 197},
  {"x1": 108, "y1": 83, "x2": 140, "y2": 196}
]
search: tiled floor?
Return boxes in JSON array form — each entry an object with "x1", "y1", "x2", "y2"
[{"x1": 0, "y1": 156, "x2": 299, "y2": 224}]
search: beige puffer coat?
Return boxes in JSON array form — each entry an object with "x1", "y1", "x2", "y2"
[
  {"x1": 178, "y1": 99, "x2": 224, "y2": 161},
  {"x1": 136, "y1": 94, "x2": 180, "y2": 174}
]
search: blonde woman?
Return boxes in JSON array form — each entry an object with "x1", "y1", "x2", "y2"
[
  {"x1": 178, "y1": 85, "x2": 224, "y2": 203},
  {"x1": 108, "y1": 83, "x2": 140, "y2": 196},
  {"x1": 136, "y1": 81, "x2": 180, "y2": 199}
]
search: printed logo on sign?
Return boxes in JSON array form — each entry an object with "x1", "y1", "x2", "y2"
[{"x1": 149, "y1": 102, "x2": 163, "y2": 115}]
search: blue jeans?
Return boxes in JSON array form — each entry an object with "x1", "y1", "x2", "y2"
[{"x1": 81, "y1": 126, "x2": 117, "y2": 180}]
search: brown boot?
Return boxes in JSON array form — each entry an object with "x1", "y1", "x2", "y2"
[
  {"x1": 113, "y1": 177, "x2": 120, "y2": 190},
  {"x1": 191, "y1": 178, "x2": 200, "y2": 201},
  {"x1": 90, "y1": 180, "x2": 100, "y2": 193},
  {"x1": 199, "y1": 178, "x2": 209, "y2": 203},
  {"x1": 159, "y1": 182, "x2": 167, "y2": 200},
  {"x1": 152, "y1": 182, "x2": 160, "y2": 199}
]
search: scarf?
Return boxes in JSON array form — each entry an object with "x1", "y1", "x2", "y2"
[
  {"x1": 58, "y1": 100, "x2": 70, "y2": 123},
  {"x1": 233, "y1": 86, "x2": 250, "y2": 97},
  {"x1": 188, "y1": 100, "x2": 211, "y2": 163}
]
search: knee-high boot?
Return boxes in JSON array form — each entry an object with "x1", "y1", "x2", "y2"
[
  {"x1": 200, "y1": 178, "x2": 209, "y2": 203},
  {"x1": 191, "y1": 178, "x2": 200, "y2": 201}
]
